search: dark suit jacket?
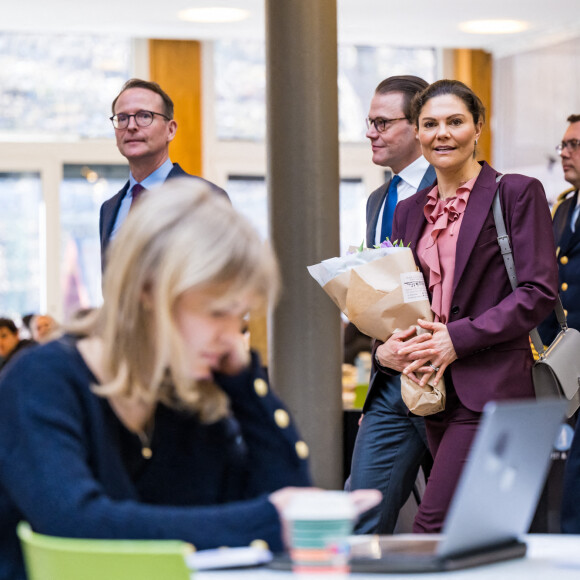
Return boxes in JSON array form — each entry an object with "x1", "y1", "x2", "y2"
[
  {"x1": 365, "y1": 165, "x2": 436, "y2": 247},
  {"x1": 538, "y1": 188, "x2": 580, "y2": 344},
  {"x1": 99, "y1": 163, "x2": 228, "y2": 264},
  {"x1": 562, "y1": 401, "x2": 580, "y2": 532},
  {"x1": 390, "y1": 161, "x2": 558, "y2": 412}
]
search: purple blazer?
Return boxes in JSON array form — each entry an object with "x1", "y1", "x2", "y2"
[{"x1": 391, "y1": 161, "x2": 558, "y2": 412}]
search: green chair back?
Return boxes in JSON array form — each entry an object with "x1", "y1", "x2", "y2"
[{"x1": 17, "y1": 522, "x2": 192, "y2": 580}]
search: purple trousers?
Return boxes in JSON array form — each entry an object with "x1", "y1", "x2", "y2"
[{"x1": 413, "y1": 372, "x2": 481, "y2": 533}]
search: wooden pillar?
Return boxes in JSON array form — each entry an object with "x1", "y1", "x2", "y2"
[
  {"x1": 453, "y1": 49, "x2": 493, "y2": 164},
  {"x1": 148, "y1": 39, "x2": 203, "y2": 176}
]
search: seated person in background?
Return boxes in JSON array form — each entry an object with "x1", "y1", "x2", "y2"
[
  {"x1": 0, "y1": 318, "x2": 34, "y2": 374},
  {"x1": 30, "y1": 313, "x2": 59, "y2": 343},
  {"x1": 0, "y1": 180, "x2": 320, "y2": 580}
]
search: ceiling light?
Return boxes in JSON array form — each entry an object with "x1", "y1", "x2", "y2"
[
  {"x1": 459, "y1": 19, "x2": 529, "y2": 34},
  {"x1": 178, "y1": 7, "x2": 250, "y2": 23}
]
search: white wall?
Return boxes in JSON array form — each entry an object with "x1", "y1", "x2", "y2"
[{"x1": 493, "y1": 36, "x2": 580, "y2": 203}]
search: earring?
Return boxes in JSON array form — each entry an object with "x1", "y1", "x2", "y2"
[{"x1": 475, "y1": 139, "x2": 478, "y2": 145}]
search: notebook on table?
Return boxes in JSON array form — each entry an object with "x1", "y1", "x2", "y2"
[{"x1": 270, "y1": 398, "x2": 566, "y2": 573}]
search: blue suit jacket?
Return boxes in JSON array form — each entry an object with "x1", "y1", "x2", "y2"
[{"x1": 99, "y1": 163, "x2": 228, "y2": 265}]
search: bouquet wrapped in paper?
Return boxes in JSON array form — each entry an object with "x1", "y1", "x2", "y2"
[{"x1": 308, "y1": 243, "x2": 445, "y2": 415}]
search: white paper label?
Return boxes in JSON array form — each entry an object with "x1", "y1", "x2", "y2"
[{"x1": 400, "y1": 272, "x2": 428, "y2": 303}]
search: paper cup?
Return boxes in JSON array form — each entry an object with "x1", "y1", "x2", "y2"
[{"x1": 283, "y1": 491, "x2": 356, "y2": 577}]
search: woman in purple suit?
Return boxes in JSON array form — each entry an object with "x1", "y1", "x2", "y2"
[{"x1": 374, "y1": 80, "x2": 559, "y2": 533}]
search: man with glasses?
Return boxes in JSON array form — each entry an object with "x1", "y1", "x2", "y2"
[
  {"x1": 539, "y1": 114, "x2": 580, "y2": 344},
  {"x1": 348, "y1": 76, "x2": 436, "y2": 535},
  {"x1": 99, "y1": 78, "x2": 227, "y2": 266}
]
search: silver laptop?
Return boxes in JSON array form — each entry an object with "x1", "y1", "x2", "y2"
[{"x1": 344, "y1": 398, "x2": 567, "y2": 572}]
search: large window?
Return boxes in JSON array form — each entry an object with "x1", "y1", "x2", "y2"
[
  {"x1": 0, "y1": 32, "x2": 131, "y2": 323},
  {"x1": 214, "y1": 40, "x2": 437, "y2": 143},
  {"x1": 0, "y1": 172, "x2": 42, "y2": 318},
  {"x1": 227, "y1": 175, "x2": 367, "y2": 257},
  {"x1": 214, "y1": 42, "x2": 266, "y2": 141},
  {"x1": 0, "y1": 33, "x2": 130, "y2": 140},
  {"x1": 60, "y1": 164, "x2": 128, "y2": 320},
  {"x1": 227, "y1": 176, "x2": 269, "y2": 239},
  {"x1": 0, "y1": 34, "x2": 435, "y2": 324}
]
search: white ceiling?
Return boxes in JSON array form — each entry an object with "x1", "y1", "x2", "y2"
[{"x1": 3, "y1": 1, "x2": 580, "y2": 56}]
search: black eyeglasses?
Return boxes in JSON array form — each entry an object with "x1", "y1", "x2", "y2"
[
  {"x1": 365, "y1": 116, "x2": 407, "y2": 133},
  {"x1": 110, "y1": 110, "x2": 171, "y2": 129},
  {"x1": 556, "y1": 139, "x2": 580, "y2": 154}
]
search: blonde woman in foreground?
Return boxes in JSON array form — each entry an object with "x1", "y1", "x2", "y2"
[{"x1": 0, "y1": 180, "x2": 380, "y2": 580}]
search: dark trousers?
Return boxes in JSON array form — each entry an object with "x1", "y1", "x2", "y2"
[
  {"x1": 349, "y1": 372, "x2": 431, "y2": 534},
  {"x1": 413, "y1": 372, "x2": 481, "y2": 533}
]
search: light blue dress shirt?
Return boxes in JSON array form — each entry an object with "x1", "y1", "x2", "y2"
[{"x1": 110, "y1": 158, "x2": 174, "y2": 241}]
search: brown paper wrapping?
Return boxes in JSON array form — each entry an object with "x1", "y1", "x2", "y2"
[
  {"x1": 321, "y1": 249, "x2": 431, "y2": 342},
  {"x1": 317, "y1": 248, "x2": 446, "y2": 415},
  {"x1": 401, "y1": 374, "x2": 446, "y2": 416}
]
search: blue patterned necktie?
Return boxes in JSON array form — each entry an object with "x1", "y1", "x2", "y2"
[{"x1": 380, "y1": 174, "x2": 401, "y2": 242}]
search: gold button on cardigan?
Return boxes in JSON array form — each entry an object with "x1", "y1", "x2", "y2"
[
  {"x1": 253, "y1": 378, "x2": 268, "y2": 397},
  {"x1": 274, "y1": 409, "x2": 290, "y2": 429}
]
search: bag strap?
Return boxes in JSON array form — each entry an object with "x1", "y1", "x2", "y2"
[{"x1": 491, "y1": 174, "x2": 567, "y2": 357}]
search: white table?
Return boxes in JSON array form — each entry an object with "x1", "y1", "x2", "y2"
[{"x1": 196, "y1": 535, "x2": 580, "y2": 579}]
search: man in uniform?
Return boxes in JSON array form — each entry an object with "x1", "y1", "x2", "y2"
[{"x1": 539, "y1": 114, "x2": 580, "y2": 343}]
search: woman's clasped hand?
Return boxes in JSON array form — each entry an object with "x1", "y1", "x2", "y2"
[{"x1": 375, "y1": 319, "x2": 457, "y2": 387}]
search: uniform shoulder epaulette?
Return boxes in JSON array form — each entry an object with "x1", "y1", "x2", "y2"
[{"x1": 552, "y1": 187, "x2": 577, "y2": 217}]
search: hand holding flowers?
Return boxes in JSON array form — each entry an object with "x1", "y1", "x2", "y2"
[
  {"x1": 375, "y1": 326, "x2": 431, "y2": 372},
  {"x1": 398, "y1": 319, "x2": 457, "y2": 387}
]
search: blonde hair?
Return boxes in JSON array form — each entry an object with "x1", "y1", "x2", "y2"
[{"x1": 73, "y1": 179, "x2": 279, "y2": 422}]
